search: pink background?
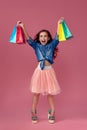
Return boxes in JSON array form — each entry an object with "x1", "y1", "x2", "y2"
[{"x1": 0, "y1": 0, "x2": 87, "y2": 129}]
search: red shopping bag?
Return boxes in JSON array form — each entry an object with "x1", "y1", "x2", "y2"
[{"x1": 16, "y1": 26, "x2": 26, "y2": 44}]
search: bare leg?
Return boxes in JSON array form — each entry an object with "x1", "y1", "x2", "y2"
[
  {"x1": 47, "y1": 94, "x2": 55, "y2": 123},
  {"x1": 31, "y1": 93, "x2": 40, "y2": 115},
  {"x1": 47, "y1": 94, "x2": 55, "y2": 116},
  {"x1": 31, "y1": 93, "x2": 40, "y2": 123}
]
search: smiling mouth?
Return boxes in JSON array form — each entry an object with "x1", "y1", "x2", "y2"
[{"x1": 42, "y1": 41, "x2": 45, "y2": 43}]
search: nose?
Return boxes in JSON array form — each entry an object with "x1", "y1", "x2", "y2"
[{"x1": 42, "y1": 37, "x2": 45, "y2": 40}]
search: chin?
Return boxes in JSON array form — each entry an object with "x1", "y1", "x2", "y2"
[{"x1": 41, "y1": 42, "x2": 46, "y2": 45}]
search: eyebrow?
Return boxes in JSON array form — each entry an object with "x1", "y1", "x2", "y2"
[{"x1": 40, "y1": 34, "x2": 48, "y2": 36}]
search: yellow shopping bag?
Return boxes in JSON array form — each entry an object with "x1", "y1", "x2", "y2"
[{"x1": 57, "y1": 23, "x2": 66, "y2": 41}]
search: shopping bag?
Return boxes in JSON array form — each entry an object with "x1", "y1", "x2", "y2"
[
  {"x1": 9, "y1": 26, "x2": 17, "y2": 43},
  {"x1": 57, "y1": 20, "x2": 73, "y2": 41},
  {"x1": 16, "y1": 26, "x2": 26, "y2": 44},
  {"x1": 57, "y1": 23, "x2": 66, "y2": 41},
  {"x1": 62, "y1": 20, "x2": 73, "y2": 39},
  {"x1": 9, "y1": 26, "x2": 26, "y2": 44}
]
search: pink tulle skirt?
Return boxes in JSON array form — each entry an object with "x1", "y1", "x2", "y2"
[{"x1": 29, "y1": 64, "x2": 61, "y2": 95}]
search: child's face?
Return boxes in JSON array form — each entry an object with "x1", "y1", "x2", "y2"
[{"x1": 39, "y1": 32, "x2": 50, "y2": 45}]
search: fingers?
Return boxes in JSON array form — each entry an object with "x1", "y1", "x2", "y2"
[
  {"x1": 16, "y1": 21, "x2": 25, "y2": 29},
  {"x1": 58, "y1": 17, "x2": 64, "y2": 24},
  {"x1": 17, "y1": 21, "x2": 22, "y2": 25},
  {"x1": 60, "y1": 17, "x2": 64, "y2": 20},
  {"x1": 58, "y1": 20, "x2": 62, "y2": 24}
]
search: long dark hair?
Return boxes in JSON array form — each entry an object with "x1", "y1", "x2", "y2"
[
  {"x1": 34, "y1": 29, "x2": 58, "y2": 59},
  {"x1": 34, "y1": 29, "x2": 52, "y2": 43}
]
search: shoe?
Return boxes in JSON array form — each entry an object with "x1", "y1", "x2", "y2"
[
  {"x1": 48, "y1": 109, "x2": 55, "y2": 124},
  {"x1": 31, "y1": 109, "x2": 38, "y2": 124}
]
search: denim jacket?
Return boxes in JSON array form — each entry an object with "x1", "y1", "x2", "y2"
[{"x1": 27, "y1": 34, "x2": 59, "y2": 70}]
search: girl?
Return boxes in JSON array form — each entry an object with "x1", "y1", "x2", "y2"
[{"x1": 17, "y1": 18, "x2": 63, "y2": 124}]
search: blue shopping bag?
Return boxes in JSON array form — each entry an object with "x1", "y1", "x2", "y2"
[{"x1": 9, "y1": 26, "x2": 17, "y2": 43}]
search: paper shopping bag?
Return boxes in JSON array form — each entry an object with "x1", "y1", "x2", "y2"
[
  {"x1": 57, "y1": 23, "x2": 66, "y2": 41},
  {"x1": 9, "y1": 26, "x2": 26, "y2": 44},
  {"x1": 16, "y1": 26, "x2": 26, "y2": 44},
  {"x1": 62, "y1": 20, "x2": 73, "y2": 39},
  {"x1": 9, "y1": 26, "x2": 17, "y2": 43}
]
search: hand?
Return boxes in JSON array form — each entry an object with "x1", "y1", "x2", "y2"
[
  {"x1": 58, "y1": 17, "x2": 64, "y2": 24},
  {"x1": 17, "y1": 21, "x2": 25, "y2": 29},
  {"x1": 17, "y1": 21, "x2": 30, "y2": 40}
]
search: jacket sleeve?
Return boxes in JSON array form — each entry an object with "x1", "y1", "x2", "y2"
[
  {"x1": 26, "y1": 37, "x2": 36, "y2": 49},
  {"x1": 51, "y1": 33, "x2": 59, "y2": 48}
]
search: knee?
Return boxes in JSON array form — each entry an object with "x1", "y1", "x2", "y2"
[
  {"x1": 47, "y1": 94, "x2": 53, "y2": 97},
  {"x1": 47, "y1": 94, "x2": 54, "y2": 99},
  {"x1": 34, "y1": 93, "x2": 40, "y2": 97}
]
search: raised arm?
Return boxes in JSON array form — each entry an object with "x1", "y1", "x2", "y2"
[
  {"x1": 17, "y1": 21, "x2": 36, "y2": 49},
  {"x1": 57, "y1": 17, "x2": 64, "y2": 36},
  {"x1": 17, "y1": 21, "x2": 30, "y2": 40},
  {"x1": 52, "y1": 17, "x2": 64, "y2": 48}
]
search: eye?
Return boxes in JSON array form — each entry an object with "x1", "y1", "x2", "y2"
[{"x1": 40, "y1": 35, "x2": 43, "y2": 37}]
